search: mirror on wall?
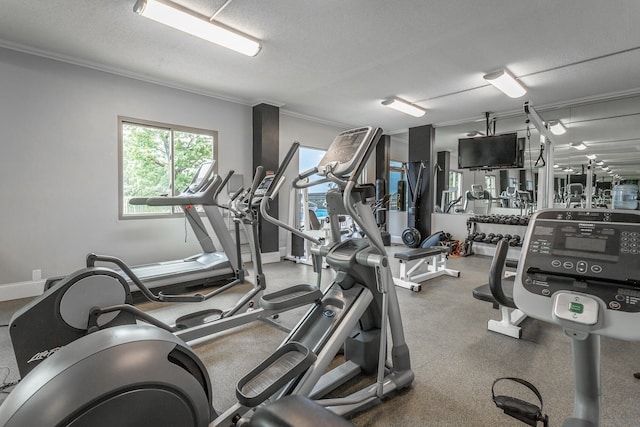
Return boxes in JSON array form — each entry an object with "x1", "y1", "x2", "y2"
[{"x1": 432, "y1": 93, "x2": 640, "y2": 214}]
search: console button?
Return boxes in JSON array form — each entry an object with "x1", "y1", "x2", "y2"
[
  {"x1": 591, "y1": 265, "x2": 602, "y2": 273},
  {"x1": 576, "y1": 261, "x2": 588, "y2": 274},
  {"x1": 609, "y1": 301, "x2": 622, "y2": 310},
  {"x1": 551, "y1": 259, "x2": 562, "y2": 268},
  {"x1": 563, "y1": 261, "x2": 574, "y2": 269}
]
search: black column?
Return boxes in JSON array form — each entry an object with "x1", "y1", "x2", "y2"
[
  {"x1": 375, "y1": 135, "x2": 391, "y2": 226},
  {"x1": 519, "y1": 170, "x2": 527, "y2": 190},
  {"x1": 435, "y1": 151, "x2": 450, "y2": 209},
  {"x1": 408, "y1": 125, "x2": 434, "y2": 241},
  {"x1": 499, "y1": 170, "x2": 509, "y2": 193},
  {"x1": 253, "y1": 103, "x2": 279, "y2": 253}
]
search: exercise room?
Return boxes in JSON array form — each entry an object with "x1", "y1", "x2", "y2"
[{"x1": 0, "y1": 1, "x2": 639, "y2": 426}]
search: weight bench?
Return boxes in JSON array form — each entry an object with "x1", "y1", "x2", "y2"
[
  {"x1": 393, "y1": 246, "x2": 460, "y2": 292},
  {"x1": 472, "y1": 239, "x2": 527, "y2": 339}
]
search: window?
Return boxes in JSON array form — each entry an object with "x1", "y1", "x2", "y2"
[
  {"x1": 118, "y1": 117, "x2": 217, "y2": 218},
  {"x1": 389, "y1": 160, "x2": 405, "y2": 211},
  {"x1": 448, "y1": 170, "x2": 463, "y2": 201},
  {"x1": 298, "y1": 147, "x2": 329, "y2": 225},
  {"x1": 484, "y1": 175, "x2": 498, "y2": 198}
]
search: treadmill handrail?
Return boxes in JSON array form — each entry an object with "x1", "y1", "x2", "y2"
[{"x1": 145, "y1": 174, "x2": 223, "y2": 206}]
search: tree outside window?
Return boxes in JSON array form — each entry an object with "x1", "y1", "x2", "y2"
[{"x1": 119, "y1": 117, "x2": 216, "y2": 218}]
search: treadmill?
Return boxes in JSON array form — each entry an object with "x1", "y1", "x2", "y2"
[{"x1": 120, "y1": 161, "x2": 245, "y2": 293}]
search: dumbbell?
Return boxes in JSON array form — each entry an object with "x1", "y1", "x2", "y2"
[
  {"x1": 473, "y1": 232, "x2": 486, "y2": 242},
  {"x1": 483, "y1": 233, "x2": 495, "y2": 243}
]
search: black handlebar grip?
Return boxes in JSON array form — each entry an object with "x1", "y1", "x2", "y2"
[
  {"x1": 249, "y1": 166, "x2": 265, "y2": 196},
  {"x1": 230, "y1": 187, "x2": 245, "y2": 202},
  {"x1": 215, "y1": 169, "x2": 235, "y2": 199}
]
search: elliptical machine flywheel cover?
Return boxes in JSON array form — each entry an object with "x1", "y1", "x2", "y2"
[{"x1": 402, "y1": 228, "x2": 422, "y2": 248}]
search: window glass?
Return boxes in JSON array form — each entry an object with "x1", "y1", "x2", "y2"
[
  {"x1": 448, "y1": 170, "x2": 463, "y2": 200},
  {"x1": 484, "y1": 175, "x2": 498, "y2": 198},
  {"x1": 389, "y1": 160, "x2": 405, "y2": 211},
  {"x1": 119, "y1": 118, "x2": 216, "y2": 218},
  {"x1": 298, "y1": 147, "x2": 329, "y2": 224}
]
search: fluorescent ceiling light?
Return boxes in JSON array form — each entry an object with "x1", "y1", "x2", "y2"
[
  {"x1": 483, "y1": 69, "x2": 527, "y2": 98},
  {"x1": 563, "y1": 168, "x2": 574, "y2": 173},
  {"x1": 548, "y1": 120, "x2": 567, "y2": 135},
  {"x1": 381, "y1": 98, "x2": 426, "y2": 118},
  {"x1": 571, "y1": 142, "x2": 587, "y2": 151},
  {"x1": 596, "y1": 161, "x2": 604, "y2": 166},
  {"x1": 466, "y1": 131, "x2": 485, "y2": 137},
  {"x1": 602, "y1": 166, "x2": 609, "y2": 171},
  {"x1": 553, "y1": 164, "x2": 560, "y2": 168},
  {"x1": 586, "y1": 154, "x2": 597, "y2": 160},
  {"x1": 133, "y1": 0, "x2": 261, "y2": 57}
]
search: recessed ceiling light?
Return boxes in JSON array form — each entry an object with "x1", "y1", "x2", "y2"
[
  {"x1": 571, "y1": 142, "x2": 587, "y2": 150},
  {"x1": 586, "y1": 154, "x2": 597, "y2": 160}
]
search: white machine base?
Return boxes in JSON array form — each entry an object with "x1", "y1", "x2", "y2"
[
  {"x1": 393, "y1": 248, "x2": 460, "y2": 292},
  {"x1": 488, "y1": 306, "x2": 527, "y2": 339}
]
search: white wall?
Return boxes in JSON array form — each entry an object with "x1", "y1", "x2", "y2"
[{"x1": 0, "y1": 48, "x2": 252, "y2": 287}]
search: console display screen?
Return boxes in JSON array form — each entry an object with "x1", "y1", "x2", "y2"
[
  {"x1": 565, "y1": 236, "x2": 607, "y2": 253},
  {"x1": 319, "y1": 131, "x2": 367, "y2": 167}
]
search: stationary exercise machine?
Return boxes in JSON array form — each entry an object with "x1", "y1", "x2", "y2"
[
  {"x1": 401, "y1": 160, "x2": 428, "y2": 248},
  {"x1": 124, "y1": 161, "x2": 245, "y2": 293},
  {"x1": 0, "y1": 126, "x2": 414, "y2": 427},
  {"x1": 9, "y1": 167, "x2": 322, "y2": 377},
  {"x1": 472, "y1": 239, "x2": 526, "y2": 339},
  {"x1": 493, "y1": 209, "x2": 640, "y2": 426},
  {"x1": 461, "y1": 184, "x2": 493, "y2": 214},
  {"x1": 43, "y1": 161, "x2": 245, "y2": 295}
]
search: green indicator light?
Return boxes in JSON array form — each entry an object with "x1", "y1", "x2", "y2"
[{"x1": 569, "y1": 302, "x2": 584, "y2": 314}]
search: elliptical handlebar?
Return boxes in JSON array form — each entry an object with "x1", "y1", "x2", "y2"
[
  {"x1": 247, "y1": 166, "x2": 265, "y2": 211},
  {"x1": 86, "y1": 253, "x2": 205, "y2": 303},
  {"x1": 265, "y1": 142, "x2": 299, "y2": 200},
  {"x1": 214, "y1": 169, "x2": 235, "y2": 202},
  {"x1": 260, "y1": 142, "x2": 322, "y2": 246}
]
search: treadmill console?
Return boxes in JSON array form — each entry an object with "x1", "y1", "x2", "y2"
[
  {"x1": 513, "y1": 209, "x2": 640, "y2": 340},
  {"x1": 318, "y1": 127, "x2": 376, "y2": 177}
]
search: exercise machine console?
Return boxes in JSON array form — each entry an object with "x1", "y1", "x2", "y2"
[{"x1": 497, "y1": 209, "x2": 640, "y2": 426}]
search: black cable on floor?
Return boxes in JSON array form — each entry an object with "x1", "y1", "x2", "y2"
[{"x1": 0, "y1": 367, "x2": 19, "y2": 393}]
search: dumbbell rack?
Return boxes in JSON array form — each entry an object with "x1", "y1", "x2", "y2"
[{"x1": 465, "y1": 214, "x2": 529, "y2": 258}]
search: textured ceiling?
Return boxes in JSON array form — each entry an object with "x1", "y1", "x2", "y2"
[{"x1": 1, "y1": 0, "x2": 640, "y2": 176}]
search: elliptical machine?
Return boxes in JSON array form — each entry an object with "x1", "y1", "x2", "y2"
[
  {"x1": 0, "y1": 126, "x2": 414, "y2": 426},
  {"x1": 492, "y1": 208, "x2": 640, "y2": 426},
  {"x1": 9, "y1": 166, "x2": 323, "y2": 377}
]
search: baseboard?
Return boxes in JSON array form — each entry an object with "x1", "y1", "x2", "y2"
[
  {"x1": 0, "y1": 279, "x2": 45, "y2": 302},
  {"x1": 261, "y1": 251, "x2": 281, "y2": 264},
  {"x1": 391, "y1": 235, "x2": 403, "y2": 244}
]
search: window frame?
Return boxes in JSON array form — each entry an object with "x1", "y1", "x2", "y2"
[
  {"x1": 117, "y1": 116, "x2": 218, "y2": 220},
  {"x1": 448, "y1": 170, "x2": 463, "y2": 202}
]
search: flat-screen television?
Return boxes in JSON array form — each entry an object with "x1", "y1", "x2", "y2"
[{"x1": 457, "y1": 133, "x2": 524, "y2": 170}]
